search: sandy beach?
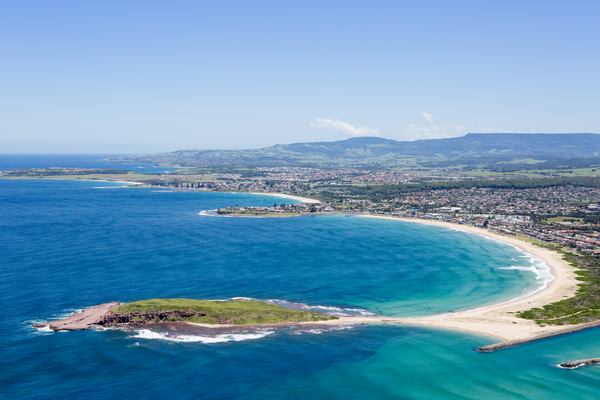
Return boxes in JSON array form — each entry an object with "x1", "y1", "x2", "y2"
[
  {"x1": 95, "y1": 180, "x2": 143, "y2": 185},
  {"x1": 246, "y1": 192, "x2": 321, "y2": 204},
  {"x1": 337, "y1": 215, "x2": 581, "y2": 341},
  {"x1": 189, "y1": 214, "x2": 583, "y2": 341},
  {"x1": 34, "y1": 211, "x2": 583, "y2": 342}
]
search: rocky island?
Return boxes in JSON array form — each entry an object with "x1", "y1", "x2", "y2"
[{"x1": 33, "y1": 298, "x2": 338, "y2": 331}]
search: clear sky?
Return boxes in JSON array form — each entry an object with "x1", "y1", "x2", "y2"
[{"x1": 1, "y1": 0, "x2": 598, "y2": 153}]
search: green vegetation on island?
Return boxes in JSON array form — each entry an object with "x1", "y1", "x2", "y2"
[
  {"x1": 0, "y1": 167, "x2": 131, "y2": 177},
  {"x1": 0, "y1": 167, "x2": 158, "y2": 182},
  {"x1": 108, "y1": 298, "x2": 338, "y2": 325}
]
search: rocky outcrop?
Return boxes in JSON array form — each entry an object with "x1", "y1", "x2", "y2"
[
  {"x1": 32, "y1": 303, "x2": 209, "y2": 331},
  {"x1": 32, "y1": 302, "x2": 121, "y2": 331},
  {"x1": 98, "y1": 311, "x2": 207, "y2": 327},
  {"x1": 477, "y1": 319, "x2": 600, "y2": 352},
  {"x1": 560, "y1": 358, "x2": 600, "y2": 369}
]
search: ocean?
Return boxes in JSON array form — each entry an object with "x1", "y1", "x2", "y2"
[
  {"x1": 2, "y1": 157, "x2": 600, "y2": 399},
  {"x1": 0, "y1": 154, "x2": 181, "y2": 174}
]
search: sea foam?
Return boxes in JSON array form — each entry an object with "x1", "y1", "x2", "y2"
[{"x1": 133, "y1": 329, "x2": 274, "y2": 343}]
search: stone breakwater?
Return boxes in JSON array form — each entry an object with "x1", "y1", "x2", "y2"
[
  {"x1": 560, "y1": 358, "x2": 600, "y2": 369},
  {"x1": 477, "y1": 320, "x2": 600, "y2": 352},
  {"x1": 32, "y1": 302, "x2": 121, "y2": 331},
  {"x1": 98, "y1": 310, "x2": 208, "y2": 327}
]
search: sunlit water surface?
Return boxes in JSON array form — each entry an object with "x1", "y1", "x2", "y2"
[{"x1": 2, "y1": 178, "x2": 599, "y2": 399}]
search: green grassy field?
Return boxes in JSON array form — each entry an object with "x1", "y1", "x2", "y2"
[
  {"x1": 111, "y1": 298, "x2": 338, "y2": 325},
  {"x1": 544, "y1": 216, "x2": 584, "y2": 224}
]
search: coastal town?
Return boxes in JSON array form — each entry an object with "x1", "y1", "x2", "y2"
[
  {"x1": 173, "y1": 170, "x2": 600, "y2": 254},
  {"x1": 4, "y1": 166, "x2": 600, "y2": 253},
  {"x1": 7, "y1": 1, "x2": 600, "y2": 396},
  {"x1": 216, "y1": 185, "x2": 600, "y2": 254}
]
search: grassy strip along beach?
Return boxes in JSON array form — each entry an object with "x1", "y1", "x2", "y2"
[{"x1": 359, "y1": 216, "x2": 600, "y2": 347}]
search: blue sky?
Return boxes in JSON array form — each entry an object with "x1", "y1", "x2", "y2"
[{"x1": 1, "y1": 0, "x2": 598, "y2": 153}]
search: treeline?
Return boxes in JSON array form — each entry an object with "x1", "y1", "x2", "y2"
[
  {"x1": 418, "y1": 176, "x2": 600, "y2": 190},
  {"x1": 421, "y1": 155, "x2": 600, "y2": 173}
]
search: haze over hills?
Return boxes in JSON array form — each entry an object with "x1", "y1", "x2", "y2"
[{"x1": 108, "y1": 133, "x2": 600, "y2": 169}]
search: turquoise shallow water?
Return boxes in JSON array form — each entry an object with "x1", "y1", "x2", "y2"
[{"x1": 1, "y1": 177, "x2": 600, "y2": 399}]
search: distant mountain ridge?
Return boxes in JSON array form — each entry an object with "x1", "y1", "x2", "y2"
[
  {"x1": 109, "y1": 133, "x2": 600, "y2": 168},
  {"x1": 274, "y1": 133, "x2": 600, "y2": 158}
]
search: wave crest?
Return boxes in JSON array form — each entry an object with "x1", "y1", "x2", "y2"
[{"x1": 133, "y1": 329, "x2": 274, "y2": 343}]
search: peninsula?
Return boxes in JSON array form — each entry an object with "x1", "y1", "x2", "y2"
[{"x1": 33, "y1": 299, "x2": 338, "y2": 331}]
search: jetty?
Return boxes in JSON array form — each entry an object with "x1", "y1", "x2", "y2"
[{"x1": 477, "y1": 320, "x2": 600, "y2": 352}]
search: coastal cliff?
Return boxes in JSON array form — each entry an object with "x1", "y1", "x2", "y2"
[{"x1": 98, "y1": 310, "x2": 208, "y2": 327}]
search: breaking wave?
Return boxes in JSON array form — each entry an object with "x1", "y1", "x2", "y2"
[
  {"x1": 292, "y1": 323, "x2": 367, "y2": 335},
  {"x1": 133, "y1": 329, "x2": 274, "y2": 343},
  {"x1": 500, "y1": 250, "x2": 554, "y2": 299},
  {"x1": 261, "y1": 298, "x2": 377, "y2": 317},
  {"x1": 199, "y1": 210, "x2": 219, "y2": 216}
]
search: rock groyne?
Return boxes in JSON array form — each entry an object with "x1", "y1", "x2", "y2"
[
  {"x1": 477, "y1": 320, "x2": 600, "y2": 352},
  {"x1": 559, "y1": 358, "x2": 600, "y2": 369}
]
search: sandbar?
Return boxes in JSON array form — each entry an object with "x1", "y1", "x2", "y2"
[{"x1": 246, "y1": 192, "x2": 321, "y2": 204}]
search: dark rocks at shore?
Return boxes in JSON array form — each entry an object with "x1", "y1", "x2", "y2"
[
  {"x1": 560, "y1": 358, "x2": 600, "y2": 369},
  {"x1": 32, "y1": 303, "x2": 210, "y2": 331},
  {"x1": 477, "y1": 320, "x2": 600, "y2": 352},
  {"x1": 98, "y1": 311, "x2": 208, "y2": 327},
  {"x1": 32, "y1": 302, "x2": 121, "y2": 331}
]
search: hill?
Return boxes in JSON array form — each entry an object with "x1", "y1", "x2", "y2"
[{"x1": 107, "y1": 133, "x2": 600, "y2": 169}]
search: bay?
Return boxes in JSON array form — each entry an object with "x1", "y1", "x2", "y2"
[{"x1": 1, "y1": 175, "x2": 599, "y2": 399}]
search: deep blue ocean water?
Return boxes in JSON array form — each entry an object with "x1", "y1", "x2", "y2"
[
  {"x1": 2, "y1": 171, "x2": 600, "y2": 398},
  {"x1": 0, "y1": 154, "x2": 180, "y2": 174}
]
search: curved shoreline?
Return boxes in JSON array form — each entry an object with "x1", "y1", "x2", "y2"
[
  {"x1": 184, "y1": 215, "x2": 583, "y2": 342},
  {"x1": 245, "y1": 192, "x2": 321, "y2": 204},
  {"x1": 354, "y1": 215, "x2": 582, "y2": 341},
  {"x1": 30, "y1": 203, "x2": 586, "y2": 343}
]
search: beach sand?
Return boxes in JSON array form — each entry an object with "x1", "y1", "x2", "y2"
[
  {"x1": 35, "y1": 211, "x2": 582, "y2": 342},
  {"x1": 190, "y1": 215, "x2": 582, "y2": 341},
  {"x1": 340, "y1": 216, "x2": 582, "y2": 341},
  {"x1": 246, "y1": 192, "x2": 321, "y2": 204}
]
